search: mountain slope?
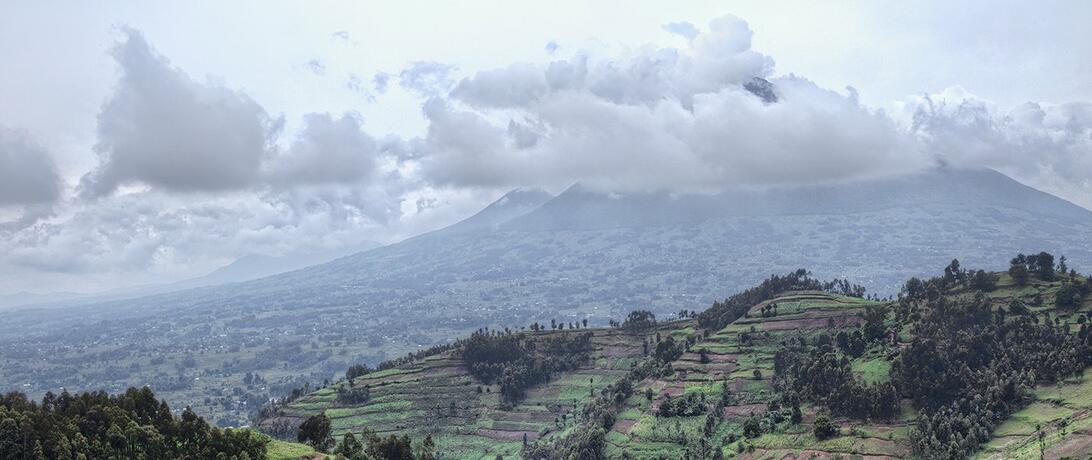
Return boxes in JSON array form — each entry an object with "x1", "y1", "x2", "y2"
[
  {"x1": 263, "y1": 258, "x2": 1092, "y2": 459},
  {"x1": 2, "y1": 167, "x2": 1091, "y2": 427}
]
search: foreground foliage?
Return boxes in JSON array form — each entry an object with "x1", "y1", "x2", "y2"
[{"x1": 0, "y1": 386, "x2": 266, "y2": 459}]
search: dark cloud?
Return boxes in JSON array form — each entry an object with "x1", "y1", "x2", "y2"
[
  {"x1": 79, "y1": 28, "x2": 281, "y2": 198},
  {"x1": 0, "y1": 127, "x2": 60, "y2": 206}
]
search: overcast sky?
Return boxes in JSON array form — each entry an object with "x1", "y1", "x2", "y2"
[{"x1": 1, "y1": 0, "x2": 1090, "y2": 294}]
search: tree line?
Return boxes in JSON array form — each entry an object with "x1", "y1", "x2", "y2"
[
  {"x1": 460, "y1": 329, "x2": 594, "y2": 405},
  {"x1": 697, "y1": 269, "x2": 866, "y2": 331},
  {"x1": 0, "y1": 386, "x2": 266, "y2": 459},
  {"x1": 295, "y1": 412, "x2": 437, "y2": 459}
]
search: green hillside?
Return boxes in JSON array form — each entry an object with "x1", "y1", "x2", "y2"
[{"x1": 259, "y1": 254, "x2": 1092, "y2": 459}]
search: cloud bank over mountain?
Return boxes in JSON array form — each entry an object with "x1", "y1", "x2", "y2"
[{"x1": 1, "y1": 14, "x2": 1090, "y2": 294}]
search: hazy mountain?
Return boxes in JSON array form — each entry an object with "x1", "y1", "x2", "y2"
[
  {"x1": 0, "y1": 291, "x2": 84, "y2": 310},
  {"x1": 0, "y1": 242, "x2": 380, "y2": 310},
  {"x1": 170, "y1": 242, "x2": 382, "y2": 289},
  {"x1": 433, "y1": 188, "x2": 554, "y2": 235},
  {"x1": 3, "y1": 167, "x2": 1091, "y2": 425}
]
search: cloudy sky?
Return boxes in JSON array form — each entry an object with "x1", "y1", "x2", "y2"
[{"x1": 1, "y1": 0, "x2": 1090, "y2": 294}]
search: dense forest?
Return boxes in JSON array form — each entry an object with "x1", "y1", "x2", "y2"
[
  {"x1": 0, "y1": 387, "x2": 266, "y2": 459},
  {"x1": 897, "y1": 257, "x2": 1092, "y2": 459},
  {"x1": 460, "y1": 329, "x2": 595, "y2": 404}
]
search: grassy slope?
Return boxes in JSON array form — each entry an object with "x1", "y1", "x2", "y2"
[
  {"x1": 267, "y1": 438, "x2": 323, "y2": 460},
  {"x1": 267, "y1": 277, "x2": 1092, "y2": 459},
  {"x1": 263, "y1": 326, "x2": 664, "y2": 459},
  {"x1": 609, "y1": 291, "x2": 913, "y2": 460}
]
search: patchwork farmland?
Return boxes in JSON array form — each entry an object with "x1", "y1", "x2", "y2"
[{"x1": 261, "y1": 264, "x2": 1092, "y2": 459}]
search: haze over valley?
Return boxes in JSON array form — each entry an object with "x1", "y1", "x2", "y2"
[{"x1": 1, "y1": 2, "x2": 1091, "y2": 459}]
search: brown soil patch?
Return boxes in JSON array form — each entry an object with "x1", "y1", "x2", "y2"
[
  {"x1": 599, "y1": 345, "x2": 640, "y2": 358},
  {"x1": 613, "y1": 419, "x2": 638, "y2": 434},
  {"x1": 761, "y1": 316, "x2": 862, "y2": 331},
  {"x1": 747, "y1": 449, "x2": 901, "y2": 460},
  {"x1": 476, "y1": 428, "x2": 539, "y2": 441},
  {"x1": 723, "y1": 403, "x2": 767, "y2": 418},
  {"x1": 1046, "y1": 430, "x2": 1092, "y2": 459}
]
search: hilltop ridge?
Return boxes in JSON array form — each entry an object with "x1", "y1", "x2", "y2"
[{"x1": 262, "y1": 253, "x2": 1092, "y2": 459}]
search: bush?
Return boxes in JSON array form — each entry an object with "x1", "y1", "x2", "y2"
[
  {"x1": 743, "y1": 417, "x2": 762, "y2": 438},
  {"x1": 813, "y1": 415, "x2": 838, "y2": 439}
]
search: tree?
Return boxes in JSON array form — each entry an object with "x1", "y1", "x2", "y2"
[
  {"x1": 835, "y1": 331, "x2": 850, "y2": 351},
  {"x1": 813, "y1": 415, "x2": 838, "y2": 439},
  {"x1": 334, "y1": 432, "x2": 363, "y2": 458},
  {"x1": 969, "y1": 270, "x2": 998, "y2": 291},
  {"x1": 742, "y1": 417, "x2": 762, "y2": 438},
  {"x1": 622, "y1": 310, "x2": 657, "y2": 331},
  {"x1": 791, "y1": 403, "x2": 803, "y2": 425},
  {"x1": 418, "y1": 434, "x2": 436, "y2": 460},
  {"x1": 903, "y1": 277, "x2": 926, "y2": 300},
  {"x1": 862, "y1": 304, "x2": 888, "y2": 342},
  {"x1": 944, "y1": 259, "x2": 963, "y2": 284},
  {"x1": 699, "y1": 348, "x2": 711, "y2": 364},
  {"x1": 298, "y1": 414, "x2": 333, "y2": 452},
  {"x1": 1009, "y1": 260, "x2": 1030, "y2": 286},
  {"x1": 1033, "y1": 252, "x2": 1056, "y2": 281},
  {"x1": 346, "y1": 363, "x2": 370, "y2": 380},
  {"x1": 1055, "y1": 282, "x2": 1089, "y2": 310},
  {"x1": 0, "y1": 418, "x2": 20, "y2": 458}
]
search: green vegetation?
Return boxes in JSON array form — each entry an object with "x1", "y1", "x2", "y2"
[
  {"x1": 267, "y1": 438, "x2": 320, "y2": 460},
  {"x1": 0, "y1": 386, "x2": 267, "y2": 459},
  {"x1": 257, "y1": 252, "x2": 1092, "y2": 459}
]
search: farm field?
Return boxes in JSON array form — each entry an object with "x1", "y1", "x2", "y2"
[{"x1": 263, "y1": 268, "x2": 1092, "y2": 459}]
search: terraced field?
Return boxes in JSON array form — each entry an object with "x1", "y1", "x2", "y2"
[
  {"x1": 260, "y1": 326, "x2": 678, "y2": 458},
  {"x1": 264, "y1": 274, "x2": 1092, "y2": 459},
  {"x1": 605, "y1": 291, "x2": 915, "y2": 459}
]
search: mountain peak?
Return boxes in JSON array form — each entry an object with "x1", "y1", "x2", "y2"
[{"x1": 493, "y1": 187, "x2": 554, "y2": 208}]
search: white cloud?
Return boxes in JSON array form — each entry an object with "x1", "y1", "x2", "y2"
[
  {"x1": 3, "y1": 11, "x2": 1092, "y2": 294},
  {"x1": 266, "y1": 112, "x2": 379, "y2": 186},
  {"x1": 79, "y1": 28, "x2": 282, "y2": 198},
  {"x1": 417, "y1": 15, "x2": 924, "y2": 192},
  {"x1": 398, "y1": 61, "x2": 457, "y2": 97},
  {"x1": 903, "y1": 87, "x2": 1092, "y2": 208},
  {"x1": 304, "y1": 59, "x2": 326, "y2": 76},
  {"x1": 662, "y1": 21, "x2": 699, "y2": 41},
  {"x1": 0, "y1": 127, "x2": 60, "y2": 206}
]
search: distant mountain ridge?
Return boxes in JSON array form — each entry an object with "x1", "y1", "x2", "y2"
[{"x1": 506, "y1": 168, "x2": 1092, "y2": 231}]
